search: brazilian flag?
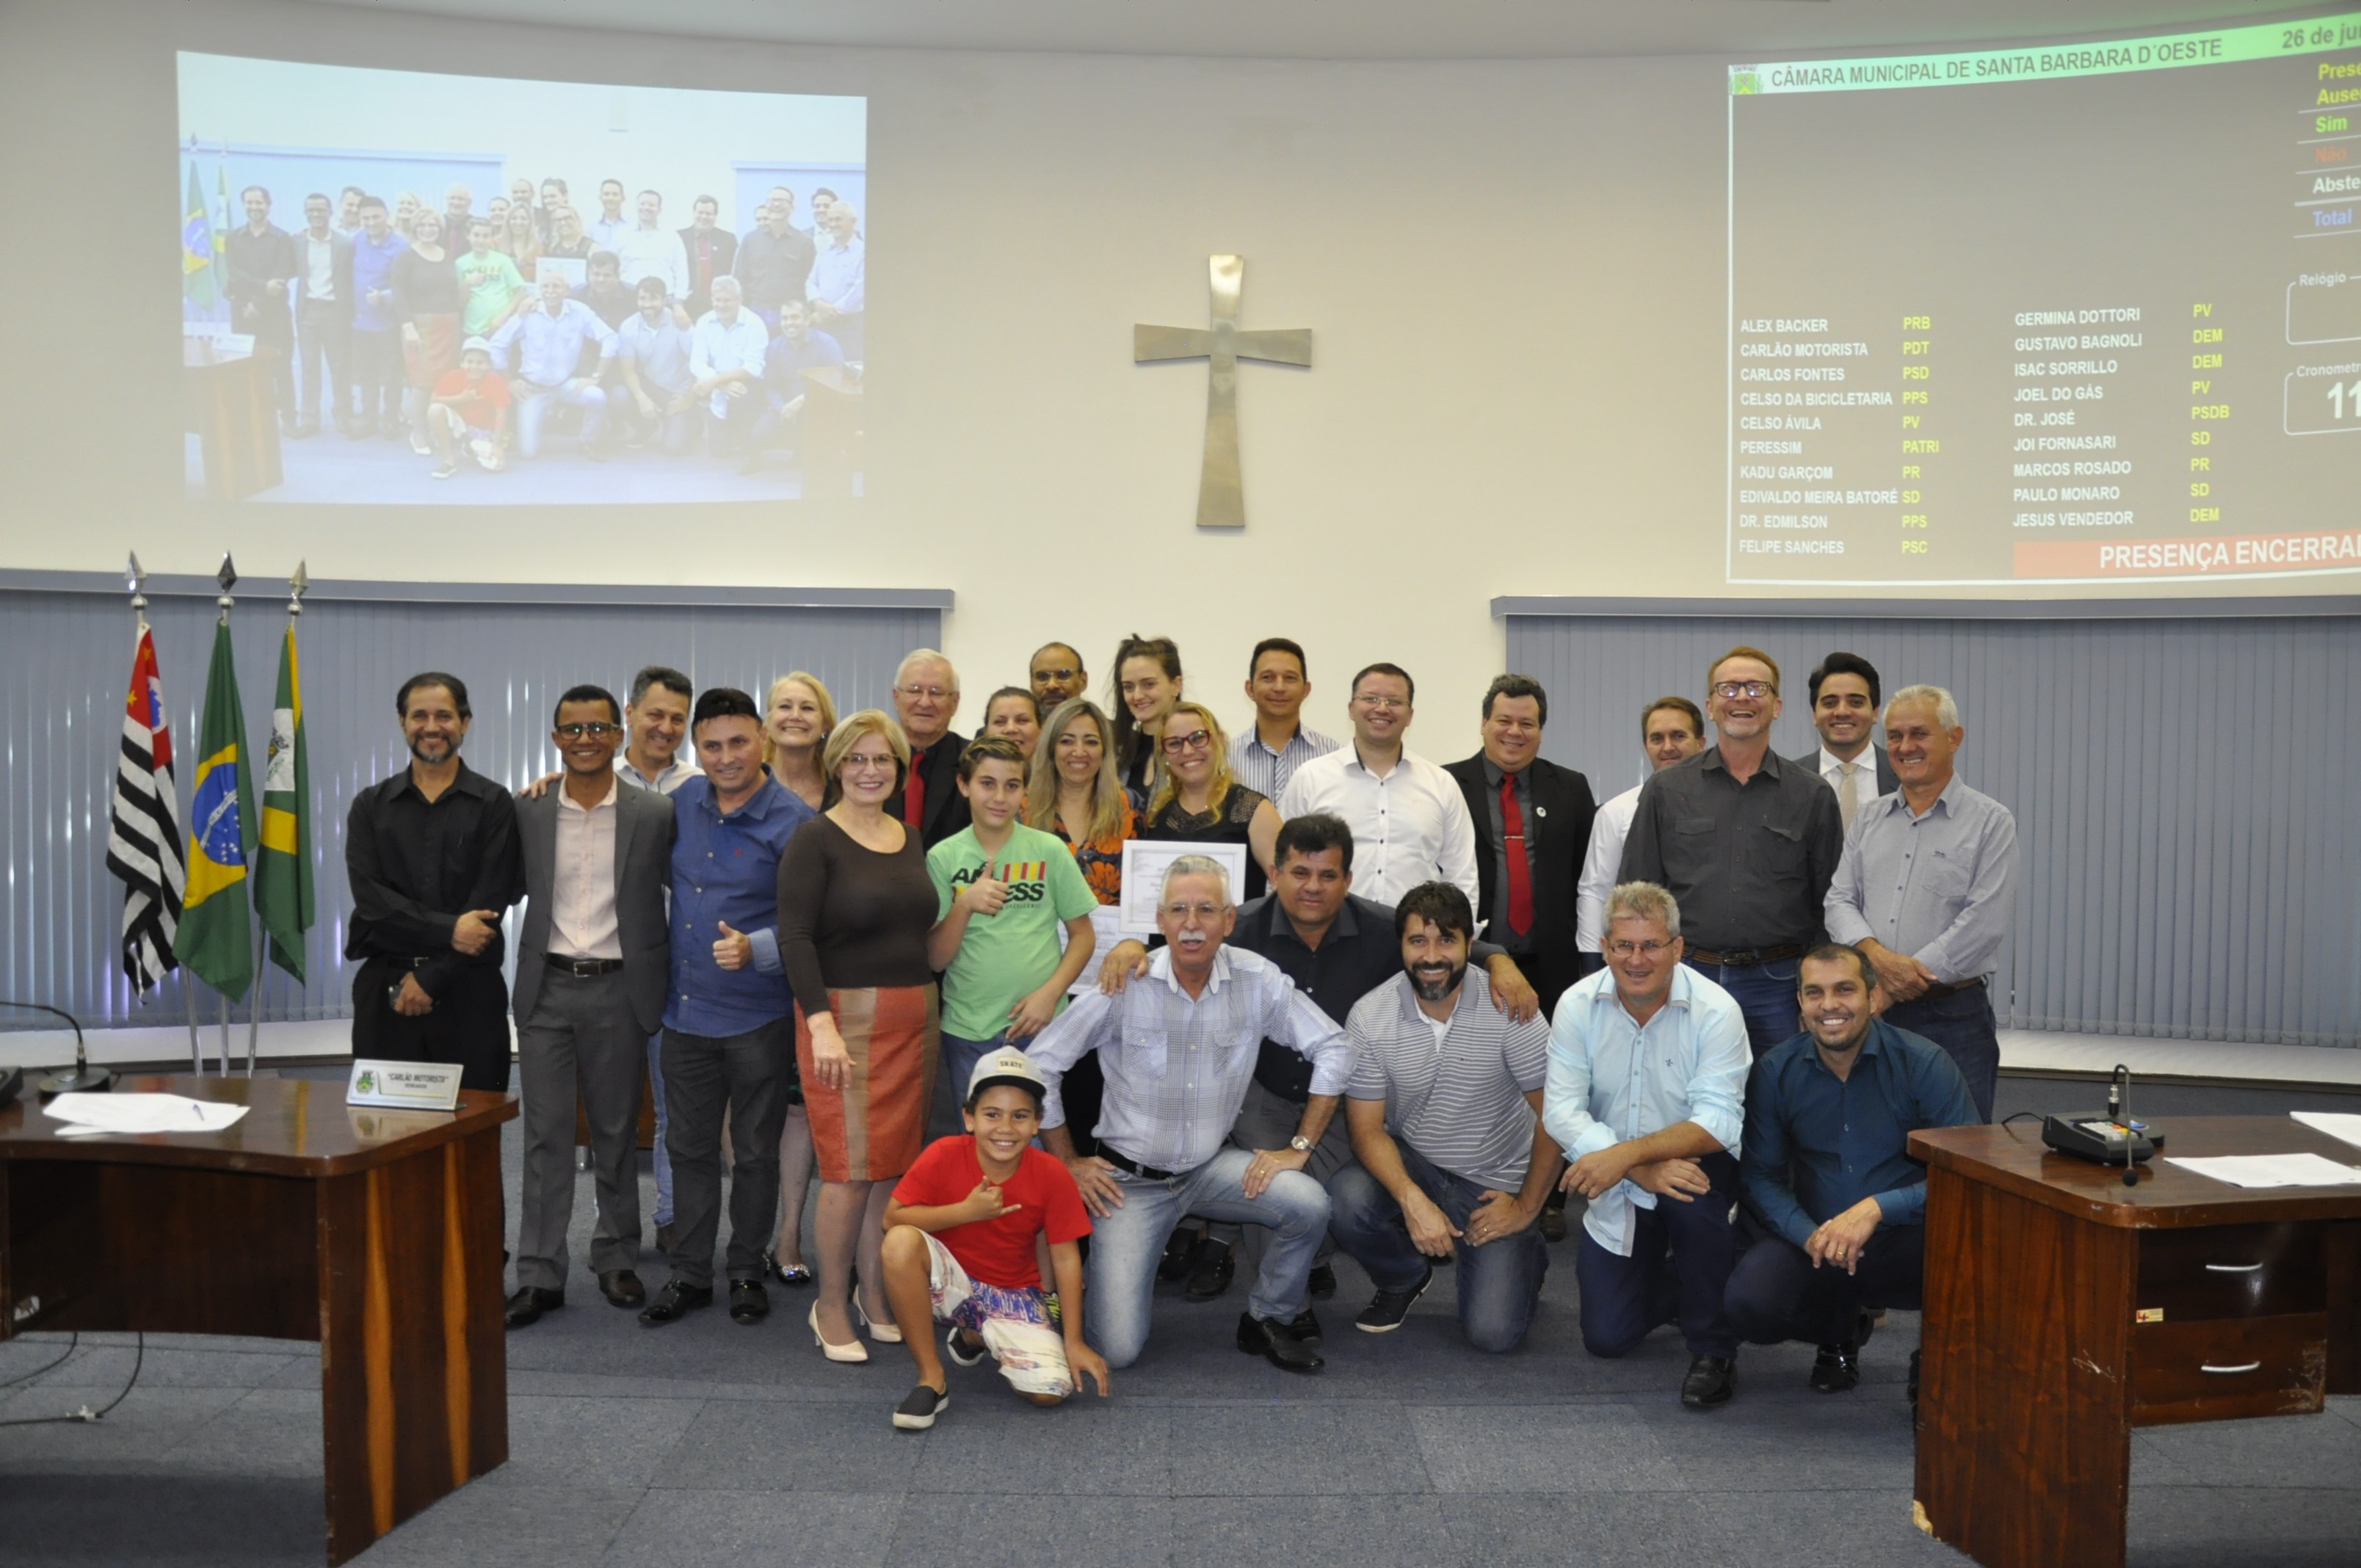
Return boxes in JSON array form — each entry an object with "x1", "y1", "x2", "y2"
[
  {"x1": 176, "y1": 622, "x2": 256, "y2": 999},
  {"x1": 183, "y1": 159, "x2": 217, "y2": 309},
  {"x1": 253, "y1": 623, "x2": 313, "y2": 981}
]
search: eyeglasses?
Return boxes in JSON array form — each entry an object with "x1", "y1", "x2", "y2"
[
  {"x1": 554, "y1": 722, "x2": 622, "y2": 740},
  {"x1": 1354, "y1": 694, "x2": 1408, "y2": 711},
  {"x1": 1161, "y1": 730, "x2": 1214, "y2": 755},
  {"x1": 841, "y1": 754, "x2": 898, "y2": 773},
  {"x1": 1607, "y1": 939, "x2": 1674, "y2": 959},
  {"x1": 1711, "y1": 681, "x2": 1774, "y2": 700},
  {"x1": 896, "y1": 684, "x2": 953, "y2": 703},
  {"x1": 1033, "y1": 667, "x2": 1078, "y2": 683}
]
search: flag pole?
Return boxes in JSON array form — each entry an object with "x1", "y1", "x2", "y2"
[
  {"x1": 246, "y1": 563, "x2": 307, "y2": 1078},
  {"x1": 216, "y1": 556, "x2": 236, "y2": 1078},
  {"x1": 129, "y1": 555, "x2": 207, "y2": 1078}
]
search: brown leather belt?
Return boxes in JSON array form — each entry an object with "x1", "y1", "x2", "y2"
[{"x1": 1683, "y1": 943, "x2": 1807, "y2": 968}]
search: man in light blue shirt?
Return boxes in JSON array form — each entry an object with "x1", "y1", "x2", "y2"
[
  {"x1": 689, "y1": 275, "x2": 772, "y2": 458},
  {"x1": 1545, "y1": 880, "x2": 1750, "y2": 1409},
  {"x1": 1029, "y1": 854, "x2": 1349, "y2": 1374},
  {"x1": 617, "y1": 278, "x2": 700, "y2": 454},
  {"x1": 1824, "y1": 684, "x2": 2017, "y2": 1121},
  {"x1": 490, "y1": 274, "x2": 617, "y2": 460},
  {"x1": 807, "y1": 203, "x2": 865, "y2": 359}
]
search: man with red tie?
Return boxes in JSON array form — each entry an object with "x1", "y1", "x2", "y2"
[
  {"x1": 1446, "y1": 675, "x2": 1597, "y2": 1019},
  {"x1": 888, "y1": 649, "x2": 972, "y2": 849}
]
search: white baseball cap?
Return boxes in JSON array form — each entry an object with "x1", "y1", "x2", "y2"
[{"x1": 966, "y1": 1045, "x2": 1045, "y2": 1101}]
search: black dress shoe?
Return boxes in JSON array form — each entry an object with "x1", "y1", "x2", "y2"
[
  {"x1": 1810, "y1": 1340, "x2": 1862, "y2": 1393},
  {"x1": 729, "y1": 1280, "x2": 770, "y2": 1324},
  {"x1": 653, "y1": 1222, "x2": 678, "y2": 1257},
  {"x1": 638, "y1": 1280, "x2": 714, "y2": 1327},
  {"x1": 1681, "y1": 1354, "x2": 1737, "y2": 1409},
  {"x1": 1184, "y1": 1241, "x2": 1236, "y2": 1302},
  {"x1": 1236, "y1": 1311, "x2": 1324, "y2": 1373},
  {"x1": 504, "y1": 1286, "x2": 563, "y2": 1329},
  {"x1": 598, "y1": 1269, "x2": 647, "y2": 1308},
  {"x1": 1288, "y1": 1306, "x2": 1323, "y2": 1345},
  {"x1": 1308, "y1": 1263, "x2": 1337, "y2": 1299},
  {"x1": 1157, "y1": 1230, "x2": 1197, "y2": 1282}
]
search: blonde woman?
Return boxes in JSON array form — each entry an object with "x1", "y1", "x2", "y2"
[
  {"x1": 501, "y1": 199, "x2": 543, "y2": 276},
  {"x1": 777, "y1": 711, "x2": 940, "y2": 1361},
  {"x1": 394, "y1": 189, "x2": 425, "y2": 240},
  {"x1": 760, "y1": 671, "x2": 835, "y2": 1288},
  {"x1": 1139, "y1": 700, "x2": 1280, "y2": 904},
  {"x1": 1022, "y1": 697, "x2": 1133, "y2": 1160}
]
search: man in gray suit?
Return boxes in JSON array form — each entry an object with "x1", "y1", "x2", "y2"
[
  {"x1": 1791, "y1": 652, "x2": 1898, "y2": 835},
  {"x1": 507, "y1": 683, "x2": 678, "y2": 1328}
]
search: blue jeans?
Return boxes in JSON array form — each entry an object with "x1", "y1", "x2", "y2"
[
  {"x1": 1883, "y1": 984, "x2": 1999, "y2": 1123},
  {"x1": 1686, "y1": 958, "x2": 1802, "y2": 1059},
  {"x1": 646, "y1": 1033, "x2": 674, "y2": 1227},
  {"x1": 1084, "y1": 1146, "x2": 1330, "y2": 1368},
  {"x1": 1572, "y1": 1150, "x2": 1739, "y2": 1359},
  {"x1": 1725, "y1": 1211, "x2": 1925, "y2": 1347},
  {"x1": 514, "y1": 379, "x2": 608, "y2": 456},
  {"x1": 933, "y1": 1031, "x2": 1004, "y2": 1141},
  {"x1": 1327, "y1": 1143, "x2": 1548, "y2": 1354}
]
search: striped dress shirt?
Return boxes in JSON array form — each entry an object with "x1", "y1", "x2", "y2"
[
  {"x1": 1028, "y1": 945, "x2": 1348, "y2": 1173},
  {"x1": 1343, "y1": 968, "x2": 1551, "y2": 1192},
  {"x1": 1227, "y1": 723, "x2": 1339, "y2": 804}
]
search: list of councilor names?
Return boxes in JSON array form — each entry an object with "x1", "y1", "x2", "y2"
[{"x1": 1727, "y1": 15, "x2": 2361, "y2": 587}]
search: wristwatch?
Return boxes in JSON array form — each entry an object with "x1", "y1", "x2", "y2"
[{"x1": 1288, "y1": 1135, "x2": 1313, "y2": 1154}]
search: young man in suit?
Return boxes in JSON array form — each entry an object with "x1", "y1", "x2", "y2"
[
  {"x1": 507, "y1": 684, "x2": 678, "y2": 1328},
  {"x1": 1445, "y1": 675, "x2": 1597, "y2": 1017},
  {"x1": 1790, "y1": 652, "x2": 1897, "y2": 834}
]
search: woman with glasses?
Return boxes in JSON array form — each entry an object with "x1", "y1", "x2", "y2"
[
  {"x1": 1107, "y1": 634, "x2": 1183, "y2": 801},
  {"x1": 758, "y1": 672, "x2": 837, "y2": 1289},
  {"x1": 777, "y1": 711, "x2": 942, "y2": 1362},
  {"x1": 1023, "y1": 697, "x2": 1134, "y2": 1158},
  {"x1": 1139, "y1": 701, "x2": 1280, "y2": 904},
  {"x1": 979, "y1": 686, "x2": 1044, "y2": 766}
]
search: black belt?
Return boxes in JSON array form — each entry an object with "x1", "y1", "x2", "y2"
[
  {"x1": 1684, "y1": 943, "x2": 1807, "y2": 968},
  {"x1": 545, "y1": 954, "x2": 625, "y2": 977},
  {"x1": 1098, "y1": 1147, "x2": 1184, "y2": 1183},
  {"x1": 1912, "y1": 976, "x2": 1985, "y2": 1001}
]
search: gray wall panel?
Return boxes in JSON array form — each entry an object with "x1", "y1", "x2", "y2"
[
  {"x1": 1506, "y1": 612, "x2": 2360, "y2": 1048},
  {"x1": 0, "y1": 587, "x2": 939, "y2": 1031}
]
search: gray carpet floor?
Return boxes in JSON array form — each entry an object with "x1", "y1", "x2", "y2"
[{"x1": 1, "y1": 1074, "x2": 2356, "y2": 1567}]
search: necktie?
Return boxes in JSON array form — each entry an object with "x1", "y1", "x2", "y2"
[
  {"x1": 1838, "y1": 759, "x2": 1860, "y2": 834},
  {"x1": 1500, "y1": 774, "x2": 1534, "y2": 938},
  {"x1": 904, "y1": 748, "x2": 927, "y2": 830}
]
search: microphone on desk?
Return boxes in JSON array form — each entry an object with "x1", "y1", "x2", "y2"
[{"x1": 1, "y1": 1000, "x2": 115, "y2": 1097}]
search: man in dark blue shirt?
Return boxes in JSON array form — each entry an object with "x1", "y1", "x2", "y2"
[
  {"x1": 1727, "y1": 943, "x2": 1976, "y2": 1400},
  {"x1": 644, "y1": 688, "x2": 816, "y2": 1329}
]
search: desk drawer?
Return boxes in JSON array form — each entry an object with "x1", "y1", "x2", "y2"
[
  {"x1": 2136, "y1": 1223, "x2": 2325, "y2": 1321},
  {"x1": 2130, "y1": 1313, "x2": 2327, "y2": 1426}
]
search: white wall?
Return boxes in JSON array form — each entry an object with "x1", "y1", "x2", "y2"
[{"x1": 2, "y1": 0, "x2": 2319, "y2": 757}]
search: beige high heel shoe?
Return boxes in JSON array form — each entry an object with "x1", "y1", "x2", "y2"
[
  {"x1": 810, "y1": 1302, "x2": 868, "y2": 1363},
  {"x1": 855, "y1": 1296, "x2": 904, "y2": 1343}
]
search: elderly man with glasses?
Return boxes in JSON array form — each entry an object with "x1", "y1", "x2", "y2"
[
  {"x1": 1618, "y1": 645, "x2": 1843, "y2": 1059},
  {"x1": 887, "y1": 648, "x2": 971, "y2": 849}
]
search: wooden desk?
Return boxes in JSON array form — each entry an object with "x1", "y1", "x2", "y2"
[
  {"x1": 0, "y1": 1075, "x2": 518, "y2": 1564},
  {"x1": 1910, "y1": 1117, "x2": 2361, "y2": 1568},
  {"x1": 799, "y1": 365, "x2": 863, "y2": 500},
  {"x1": 184, "y1": 346, "x2": 283, "y2": 500}
]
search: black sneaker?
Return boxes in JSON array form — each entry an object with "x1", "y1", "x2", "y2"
[
  {"x1": 892, "y1": 1383, "x2": 949, "y2": 1431},
  {"x1": 1354, "y1": 1266, "x2": 1434, "y2": 1333},
  {"x1": 1308, "y1": 1263, "x2": 1337, "y2": 1299},
  {"x1": 1810, "y1": 1340, "x2": 1862, "y2": 1393},
  {"x1": 1680, "y1": 1354, "x2": 1737, "y2": 1409},
  {"x1": 1184, "y1": 1241, "x2": 1235, "y2": 1302},
  {"x1": 945, "y1": 1324, "x2": 987, "y2": 1367}
]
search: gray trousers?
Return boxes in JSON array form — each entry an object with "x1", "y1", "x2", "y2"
[
  {"x1": 661, "y1": 1019, "x2": 793, "y2": 1289},
  {"x1": 1210, "y1": 1078, "x2": 1358, "y2": 1266},
  {"x1": 515, "y1": 968, "x2": 645, "y2": 1290}
]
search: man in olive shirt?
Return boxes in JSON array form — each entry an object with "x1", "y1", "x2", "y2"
[{"x1": 1619, "y1": 646, "x2": 1841, "y2": 1059}]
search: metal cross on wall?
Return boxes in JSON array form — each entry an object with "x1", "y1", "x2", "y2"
[{"x1": 1134, "y1": 255, "x2": 1312, "y2": 530}]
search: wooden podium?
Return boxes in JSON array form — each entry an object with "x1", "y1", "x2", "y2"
[
  {"x1": 1910, "y1": 1117, "x2": 2361, "y2": 1568},
  {"x1": 0, "y1": 1075, "x2": 518, "y2": 1564}
]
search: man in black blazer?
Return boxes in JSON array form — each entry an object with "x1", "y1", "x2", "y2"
[
  {"x1": 886, "y1": 648, "x2": 971, "y2": 848},
  {"x1": 677, "y1": 195, "x2": 740, "y2": 321},
  {"x1": 1788, "y1": 652, "x2": 1898, "y2": 833},
  {"x1": 507, "y1": 683, "x2": 678, "y2": 1327},
  {"x1": 1446, "y1": 675, "x2": 1597, "y2": 1017}
]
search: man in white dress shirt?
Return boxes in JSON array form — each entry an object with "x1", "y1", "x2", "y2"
[
  {"x1": 689, "y1": 276, "x2": 772, "y2": 460},
  {"x1": 1280, "y1": 663, "x2": 1479, "y2": 910},
  {"x1": 1576, "y1": 697, "x2": 1705, "y2": 975},
  {"x1": 1789, "y1": 653, "x2": 1897, "y2": 832},
  {"x1": 612, "y1": 189, "x2": 692, "y2": 327}
]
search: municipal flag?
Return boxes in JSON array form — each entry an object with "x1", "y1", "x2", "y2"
[
  {"x1": 175, "y1": 621, "x2": 257, "y2": 998},
  {"x1": 182, "y1": 159, "x2": 217, "y2": 308},
  {"x1": 254, "y1": 623, "x2": 313, "y2": 980},
  {"x1": 214, "y1": 161, "x2": 232, "y2": 263},
  {"x1": 103, "y1": 627, "x2": 187, "y2": 992}
]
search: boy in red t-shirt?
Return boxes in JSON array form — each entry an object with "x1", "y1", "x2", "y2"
[
  {"x1": 880, "y1": 1046, "x2": 1108, "y2": 1430},
  {"x1": 427, "y1": 335, "x2": 513, "y2": 479}
]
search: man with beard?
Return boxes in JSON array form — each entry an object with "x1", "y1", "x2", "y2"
[
  {"x1": 345, "y1": 672, "x2": 524, "y2": 1092},
  {"x1": 1726, "y1": 943, "x2": 1977, "y2": 1404},
  {"x1": 1327, "y1": 882, "x2": 1557, "y2": 1352}
]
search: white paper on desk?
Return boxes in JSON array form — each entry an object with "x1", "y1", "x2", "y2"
[
  {"x1": 2164, "y1": 1152, "x2": 2361, "y2": 1188},
  {"x1": 1117, "y1": 840, "x2": 1249, "y2": 936},
  {"x1": 2291, "y1": 1111, "x2": 2361, "y2": 1152},
  {"x1": 1056, "y1": 904, "x2": 1127, "y2": 997},
  {"x1": 41, "y1": 1092, "x2": 248, "y2": 1135}
]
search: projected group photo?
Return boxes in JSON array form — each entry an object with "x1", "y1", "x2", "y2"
[{"x1": 177, "y1": 54, "x2": 867, "y2": 504}]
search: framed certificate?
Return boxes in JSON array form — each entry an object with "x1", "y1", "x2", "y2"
[{"x1": 1118, "y1": 840, "x2": 1250, "y2": 936}]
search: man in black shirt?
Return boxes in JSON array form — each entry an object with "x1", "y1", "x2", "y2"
[
  {"x1": 346, "y1": 672, "x2": 523, "y2": 1091},
  {"x1": 225, "y1": 186, "x2": 297, "y2": 432}
]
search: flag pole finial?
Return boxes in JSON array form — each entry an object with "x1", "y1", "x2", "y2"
[
  {"x1": 288, "y1": 560, "x2": 308, "y2": 620},
  {"x1": 127, "y1": 552, "x2": 148, "y2": 627},
  {"x1": 216, "y1": 553, "x2": 236, "y2": 625}
]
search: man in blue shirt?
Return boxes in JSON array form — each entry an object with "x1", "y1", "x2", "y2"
[
  {"x1": 490, "y1": 274, "x2": 619, "y2": 461},
  {"x1": 1728, "y1": 943, "x2": 1978, "y2": 1400},
  {"x1": 643, "y1": 688, "x2": 816, "y2": 1329},
  {"x1": 743, "y1": 298, "x2": 844, "y2": 476},
  {"x1": 347, "y1": 194, "x2": 410, "y2": 440}
]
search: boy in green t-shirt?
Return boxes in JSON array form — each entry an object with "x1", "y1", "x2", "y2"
[{"x1": 926, "y1": 738, "x2": 1100, "y2": 1118}]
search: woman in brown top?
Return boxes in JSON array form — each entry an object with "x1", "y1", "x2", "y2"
[
  {"x1": 759, "y1": 671, "x2": 836, "y2": 1287},
  {"x1": 777, "y1": 711, "x2": 940, "y2": 1362}
]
